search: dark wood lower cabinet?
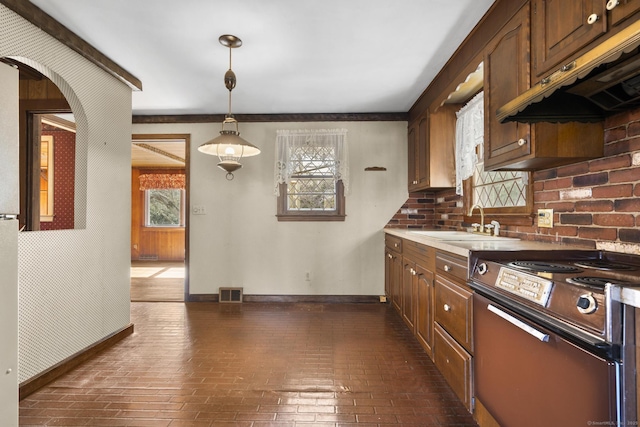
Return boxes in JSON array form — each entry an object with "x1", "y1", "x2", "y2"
[
  {"x1": 434, "y1": 322, "x2": 473, "y2": 412},
  {"x1": 415, "y1": 264, "x2": 434, "y2": 356}
]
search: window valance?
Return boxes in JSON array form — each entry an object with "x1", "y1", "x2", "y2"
[
  {"x1": 274, "y1": 129, "x2": 349, "y2": 196},
  {"x1": 139, "y1": 174, "x2": 185, "y2": 191}
]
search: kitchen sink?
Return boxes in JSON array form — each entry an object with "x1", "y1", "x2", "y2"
[{"x1": 407, "y1": 230, "x2": 515, "y2": 241}]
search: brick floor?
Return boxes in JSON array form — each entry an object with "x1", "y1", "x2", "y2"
[{"x1": 19, "y1": 302, "x2": 478, "y2": 426}]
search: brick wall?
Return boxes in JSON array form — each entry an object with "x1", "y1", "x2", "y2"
[
  {"x1": 388, "y1": 108, "x2": 640, "y2": 254},
  {"x1": 529, "y1": 109, "x2": 640, "y2": 253},
  {"x1": 385, "y1": 192, "x2": 435, "y2": 229}
]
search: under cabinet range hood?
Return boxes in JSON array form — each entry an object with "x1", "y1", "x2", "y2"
[{"x1": 498, "y1": 19, "x2": 640, "y2": 123}]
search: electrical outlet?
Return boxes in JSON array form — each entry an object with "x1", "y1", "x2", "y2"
[
  {"x1": 305, "y1": 271, "x2": 311, "y2": 281},
  {"x1": 379, "y1": 296, "x2": 387, "y2": 303},
  {"x1": 537, "y1": 208, "x2": 554, "y2": 228}
]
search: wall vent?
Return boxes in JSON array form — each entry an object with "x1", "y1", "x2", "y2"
[{"x1": 219, "y1": 287, "x2": 243, "y2": 303}]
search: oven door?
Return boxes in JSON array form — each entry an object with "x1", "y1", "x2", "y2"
[{"x1": 473, "y1": 293, "x2": 620, "y2": 427}]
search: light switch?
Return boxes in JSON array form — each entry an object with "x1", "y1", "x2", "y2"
[
  {"x1": 537, "y1": 208, "x2": 553, "y2": 228},
  {"x1": 192, "y1": 205, "x2": 206, "y2": 215}
]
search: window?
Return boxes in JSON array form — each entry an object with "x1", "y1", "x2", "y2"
[
  {"x1": 146, "y1": 189, "x2": 185, "y2": 227},
  {"x1": 454, "y1": 91, "x2": 532, "y2": 225},
  {"x1": 39, "y1": 135, "x2": 54, "y2": 222},
  {"x1": 275, "y1": 129, "x2": 349, "y2": 221}
]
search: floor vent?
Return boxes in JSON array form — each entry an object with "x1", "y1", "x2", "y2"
[
  {"x1": 219, "y1": 287, "x2": 243, "y2": 303},
  {"x1": 138, "y1": 255, "x2": 158, "y2": 261}
]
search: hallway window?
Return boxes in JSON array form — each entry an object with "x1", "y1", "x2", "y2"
[{"x1": 146, "y1": 189, "x2": 185, "y2": 227}]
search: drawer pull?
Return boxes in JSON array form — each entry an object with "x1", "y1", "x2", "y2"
[
  {"x1": 587, "y1": 13, "x2": 599, "y2": 24},
  {"x1": 444, "y1": 304, "x2": 451, "y2": 312},
  {"x1": 444, "y1": 265, "x2": 451, "y2": 272},
  {"x1": 517, "y1": 138, "x2": 527, "y2": 147},
  {"x1": 606, "y1": 0, "x2": 619, "y2": 10},
  {"x1": 394, "y1": 243, "x2": 399, "y2": 248}
]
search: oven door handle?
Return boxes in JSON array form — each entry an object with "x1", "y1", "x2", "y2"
[{"x1": 488, "y1": 304, "x2": 550, "y2": 342}]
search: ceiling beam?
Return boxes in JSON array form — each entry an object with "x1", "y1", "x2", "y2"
[
  {"x1": 133, "y1": 143, "x2": 185, "y2": 164},
  {"x1": 132, "y1": 112, "x2": 408, "y2": 124},
  {"x1": 0, "y1": 0, "x2": 142, "y2": 91}
]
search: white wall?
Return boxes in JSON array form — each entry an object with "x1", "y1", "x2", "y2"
[
  {"x1": 133, "y1": 121, "x2": 408, "y2": 296},
  {"x1": 1, "y1": 4, "x2": 133, "y2": 387}
]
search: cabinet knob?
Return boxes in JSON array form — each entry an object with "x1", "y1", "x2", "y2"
[
  {"x1": 444, "y1": 265, "x2": 451, "y2": 272},
  {"x1": 394, "y1": 243, "x2": 398, "y2": 248},
  {"x1": 606, "y1": 0, "x2": 619, "y2": 10},
  {"x1": 387, "y1": 253, "x2": 392, "y2": 259},
  {"x1": 444, "y1": 304, "x2": 451, "y2": 312},
  {"x1": 517, "y1": 138, "x2": 527, "y2": 147},
  {"x1": 587, "y1": 13, "x2": 599, "y2": 24}
]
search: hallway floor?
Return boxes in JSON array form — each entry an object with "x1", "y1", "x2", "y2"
[
  {"x1": 19, "y1": 302, "x2": 478, "y2": 426},
  {"x1": 131, "y1": 261, "x2": 184, "y2": 302}
]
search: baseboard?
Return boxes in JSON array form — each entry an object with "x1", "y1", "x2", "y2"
[
  {"x1": 19, "y1": 323, "x2": 134, "y2": 400},
  {"x1": 187, "y1": 294, "x2": 380, "y2": 303}
]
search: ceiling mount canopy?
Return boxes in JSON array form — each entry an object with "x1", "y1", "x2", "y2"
[{"x1": 198, "y1": 34, "x2": 260, "y2": 180}]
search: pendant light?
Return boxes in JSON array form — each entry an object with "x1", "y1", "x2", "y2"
[{"x1": 198, "y1": 34, "x2": 260, "y2": 180}]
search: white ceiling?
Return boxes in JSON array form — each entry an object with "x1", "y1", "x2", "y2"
[{"x1": 29, "y1": 0, "x2": 495, "y2": 116}]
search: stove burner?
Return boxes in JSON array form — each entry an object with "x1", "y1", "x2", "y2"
[
  {"x1": 566, "y1": 276, "x2": 634, "y2": 287},
  {"x1": 573, "y1": 260, "x2": 636, "y2": 271},
  {"x1": 508, "y1": 261, "x2": 582, "y2": 274}
]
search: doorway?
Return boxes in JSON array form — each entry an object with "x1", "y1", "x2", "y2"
[{"x1": 131, "y1": 134, "x2": 190, "y2": 302}]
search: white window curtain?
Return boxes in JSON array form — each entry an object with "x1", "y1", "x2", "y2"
[
  {"x1": 274, "y1": 129, "x2": 349, "y2": 196},
  {"x1": 455, "y1": 91, "x2": 484, "y2": 196}
]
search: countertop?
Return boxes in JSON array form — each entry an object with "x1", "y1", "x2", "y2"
[
  {"x1": 383, "y1": 228, "x2": 580, "y2": 258},
  {"x1": 384, "y1": 228, "x2": 640, "y2": 308}
]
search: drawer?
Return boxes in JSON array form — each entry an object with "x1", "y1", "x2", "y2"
[
  {"x1": 434, "y1": 322, "x2": 473, "y2": 412},
  {"x1": 385, "y1": 234, "x2": 402, "y2": 253},
  {"x1": 435, "y1": 275, "x2": 473, "y2": 352},
  {"x1": 436, "y1": 251, "x2": 468, "y2": 282},
  {"x1": 404, "y1": 240, "x2": 434, "y2": 266}
]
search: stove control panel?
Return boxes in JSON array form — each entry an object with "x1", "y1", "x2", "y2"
[{"x1": 496, "y1": 267, "x2": 553, "y2": 306}]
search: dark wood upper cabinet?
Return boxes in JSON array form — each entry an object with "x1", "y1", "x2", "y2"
[
  {"x1": 532, "y1": 0, "x2": 607, "y2": 79},
  {"x1": 408, "y1": 113, "x2": 429, "y2": 191},
  {"x1": 484, "y1": 3, "x2": 604, "y2": 171},
  {"x1": 407, "y1": 106, "x2": 456, "y2": 191},
  {"x1": 484, "y1": 4, "x2": 532, "y2": 170},
  {"x1": 609, "y1": 0, "x2": 640, "y2": 26}
]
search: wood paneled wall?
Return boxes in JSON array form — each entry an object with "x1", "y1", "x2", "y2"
[{"x1": 131, "y1": 168, "x2": 185, "y2": 261}]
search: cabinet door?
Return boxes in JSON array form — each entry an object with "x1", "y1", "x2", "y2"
[
  {"x1": 532, "y1": 0, "x2": 606, "y2": 78},
  {"x1": 415, "y1": 264, "x2": 434, "y2": 357},
  {"x1": 407, "y1": 121, "x2": 418, "y2": 190},
  {"x1": 416, "y1": 113, "x2": 430, "y2": 189},
  {"x1": 402, "y1": 258, "x2": 416, "y2": 331},
  {"x1": 385, "y1": 250, "x2": 392, "y2": 298},
  {"x1": 609, "y1": 0, "x2": 640, "y2": 26},
  {"x1": 391, "y1": 253, "x2": 402, "y2": 313},
  {"x1": 484, "y1": 4, "x2": 532, "y2": 170}
]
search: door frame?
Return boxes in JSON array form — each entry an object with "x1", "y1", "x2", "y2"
[{"x1": 132, "y1": 133, "x2": 190, "y2": 300}]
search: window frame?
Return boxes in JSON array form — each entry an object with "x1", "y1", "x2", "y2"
[
  {"x1": 276, "y1": 180, "x2": 346, "y2": 222},
  {"x1": 144, "y1": 188, "x2": 186, "y2": 228},
  {"x1": 462, "y1": 172, "x2": 534, "y2": 227}
]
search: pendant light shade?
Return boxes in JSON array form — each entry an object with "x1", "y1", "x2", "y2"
[{"x1": 198, "y1": 35, "x2": 260, "y2": 180}]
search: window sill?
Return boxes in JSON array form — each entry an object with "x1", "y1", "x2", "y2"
[{"x1": 276, "y1": 214, "x2": 346, "y2": 222}]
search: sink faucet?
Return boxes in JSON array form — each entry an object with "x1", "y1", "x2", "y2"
[{"x1": 469, "y1": 204, "x2": 485, "y2": 233}]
